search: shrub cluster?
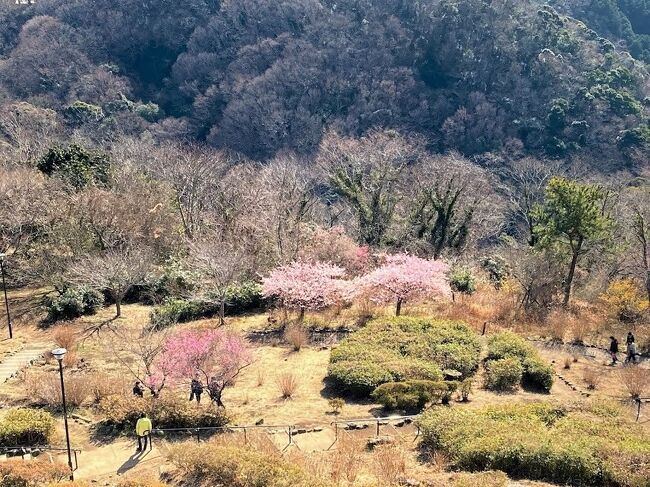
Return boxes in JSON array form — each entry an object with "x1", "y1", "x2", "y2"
[
  {"x1": 97, "y1": 394, "x2": 229, "y2": 434},
  {"x1": 45, "y1": 286, "x2": 104, "y2": 323},
  {"x1": 168, "y1": 443, "x2": 326, "y2": 487},
  {"x1": 328, "y1": 317, "x2": 480, "y2": 396},
  {"x1": 0, "y1": 459, "x2": 69, "y2": 487},
  {"x1": 417, "y1": 402, "x2": 650, "y2": 486},
  {"x1": 484, "y1": 332, "x2": 553, "y2": 392},
  {"x1": 371, "y1": 380, "x2": 457, "y2": 410},
  {"x1": 149, "y1": 281, "x2": 265, "y2": 329},
  {"x1": 0, "y1": 409, "x2": 55, "y2": 446}
]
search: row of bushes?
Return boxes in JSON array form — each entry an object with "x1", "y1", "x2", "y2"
[
  {"x1": 168, "y1": 443, "x2": 326, "y2": 487},
  {"x1": 328, "y1": 317, "x2": 481, "y2": 396},
  {"x1": 97, "y1": 394, "x2": 229, "y2": 434},
  {"x1": 0, "y1": 409, "x2": 54, "y2": 446},
  {"x1": 149, "y1": 281, "x2": 265, "y2": 329},
  {"x1": 417, "y1": 402, "x2": 650, "y2": 486},
  {"x1": 371, "y1": 379, "x2": 471, "y2": 410},
  {"x1": 484, "y1": 332, "x2": 553, "y2": 392}
]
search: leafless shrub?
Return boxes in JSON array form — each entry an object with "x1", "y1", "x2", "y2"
[
  {"x1": 563, "y1": 356, "x2": 571, "y2": 369},
  {"x1": 277, "y1": 373, "x2": 299, "y2": 398},
  {"x1": 284, "y1": 325, "x2": 308, "y2": 351},
  {"x1": 25, "y1": 370, "x2": 91, "y2": 409},
  {"x1": 618, "y1": 366, "x2": 650, "y2": 399},
  {"x1": 582, "y1": 368, "x2": 601, "y2": 390},
  {"x1": 87, "y1": 372, "x2": 129, "y2": 403},
  {"x1": 373, "y1": 444, "x2": 407, "y2": 485},
  {"x1": 53, "y1": 325, "x2": 77, "y2": 351},
  {"x1": 330, "y1": 437, "x2": 363, "y2": 483},
  {"x1": 256, "y1": 368, "x2": 266, "y2": 387}
]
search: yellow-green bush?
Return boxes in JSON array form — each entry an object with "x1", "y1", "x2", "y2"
[
  {"x1": 0, "y1": 409, "x2": 55, "y2": 446},
  {"x1": 167, "y1": 443, "x2": 326, "y2": 487},
  {"x1": 484, "y1": 357, "x2": 522, "y2": 392},
  {"x1": 97, "y1": 394, "x2": 229, "y2": 434},
  {"x1": 328, "y1": 317, "x2": 480, "y2": 396},
  {"x1": 418, "y1": 402, "x2": 650, "y2": 486},
  {"x1": 371, "y1": 380, "x2": 450, "y2": 410},
  {"x1": 485, "y1": 332, "x2": 553, "y2": 392}
]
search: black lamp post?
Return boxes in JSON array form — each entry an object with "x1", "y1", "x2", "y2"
[
  {"x1": 52, "y1": 347, "x2": 74, "y2": 481},
  {"x1": 0, "y1": 253, "x2": 13, "y2": 339}
]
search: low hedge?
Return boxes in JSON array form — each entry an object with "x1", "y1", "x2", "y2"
[
  {"x1": 484, "y1": 332, "x2": 553, "y2": 392},
  {"x1": 97, "y1": 394, "x2": 229, "y2": 434},
  {"x1": 168, "y1": 443, "x2": 326, "y2": 487},
  {"x1": 371, "y1": 380, "x2": 452, "y2": 410},
  {"x1": 0, "y1": 408, "x2": 55, "y2": 446},
  {"x1": 328, "y1": 317, "x2": 480, "y2": 397},
  {"x1": 149, "y1": 282, "x2": 265, "y2": 329},
  {"x1": 417, "y1": 402, "x2": 650, "y2": 486}
]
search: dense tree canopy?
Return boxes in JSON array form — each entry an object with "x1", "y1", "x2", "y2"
[{"x1": 0, "y1": 0, "x2": 648, "y2": 167}]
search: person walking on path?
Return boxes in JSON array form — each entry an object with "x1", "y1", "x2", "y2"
[
  {"x1": 609, "y1": 336, "x2": 619, "y2": 365},
  {"x1": 627, "y1": 331, "x2": 635, "y2": 347},
  {"x1": 135, "y1": 413, "x2": 152, "y2": 453},
  {"x1": 625, "y1": 340, "x2": 638, "y2": 365},
  {"x1": 189, "y1": 378, "x2": 203, "y2": 404}
]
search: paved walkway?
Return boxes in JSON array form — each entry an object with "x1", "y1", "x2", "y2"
[{"x1": 0, "y1": 343, "x2": 48, "y2": 383}]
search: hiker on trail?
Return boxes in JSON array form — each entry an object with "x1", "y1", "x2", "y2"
[
  {"x1": 135, "y1": 413, "x2": 152, "y2": 453},
  {"x1": 133, "y1": 381, "x2": 145, "y2": 398},
  {"x1": 625, "y1": 340, "x2": 638, "y2": 365},
  {"x1": 627, "y1": 331, "x2": 635, "y2": 347},
  {"x1": 609, "y1": 336, "x2": 619, "y2": 364},
  {"x1": 190, "y1": 378, "x2": 203, "y2": 404}
]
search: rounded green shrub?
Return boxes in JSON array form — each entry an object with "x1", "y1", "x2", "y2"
[
  {"x1": 0, "y1": 409, "x2": 55, "y2": 446},
  {"x1": 485, "y1": 357, "x2": 522, "y2": 392},
  {"x1": 45, "y1": 286, "x2": 104, "y2": 323},
  {"x1": 450, "y1": 267, "x2": 477, "y2": 295},
  {"x1": 328, "y1": 317, "x2": 480, "y2": 397},
  {"x1": 486, "y1": 331, "x2": 535, "y2": 362},
  {"x1": 371, "y1": 380, "x2": 449, "y2": 410},
  {"x1": 417, "y1": 403, "x2": 650, "y2": 486},
  {"x1": 522, "y1": 357, "x2": 553, "y2": 392}
]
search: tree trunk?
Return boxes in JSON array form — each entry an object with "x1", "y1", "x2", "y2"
[
  {"x1": 298, "y1": 307, "x2": 305, "y2": 322},
  {"x1": 395, "y1": 298, "x2": 402, "y2": 316},
  {"x1": 115, "y1": 299, "x2": 122, "y2": 318},
  {"x1": 563, "y1": 237, "x2": 583, "y2": 306},
  {"x1": 219, "y1": 300, "x2": 225, "y2": 326}
]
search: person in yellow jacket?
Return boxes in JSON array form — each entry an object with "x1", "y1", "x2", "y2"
[{"x1": 135, "y1": 413, "x2": 152, "y2": 452}]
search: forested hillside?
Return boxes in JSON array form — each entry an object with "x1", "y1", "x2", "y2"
[{"x1": 0, "y1": 0, "x2": 648, "y2": 167}]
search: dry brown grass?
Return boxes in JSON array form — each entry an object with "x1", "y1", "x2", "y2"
[
  {"x1": 582, "y1": 367, "x2": 602, "y2": 390},
  {"x1": 618, "y1": 366, "x2": 650, "y2": 399},
  {"x1": 256, "y1": 368, "x2": 266, "y2": 387},
  {"x1": 53, "y1": 325, "x2": 77, "y2": 351},
  {"x1": 277, "y1": 372, "x2": 299, "y2": 399},
  {"x1": 563, "y1": 356, "x2": 572, "y2": 369},
  {"x1": 284, "y1": 325, "x2": 308, "y2": 351},
  {"x1": 86, "y1": 372, "x2": 129, "y2": 403},
  {"x1": 24, "y1": 370, "x2": 91, "y2": 408},
  {"x1": 373, "y1": 444, "x2": 407, "y2": 485},
  {"x1": 330, "y1": 437, "x2": 363, "y2": 484}
]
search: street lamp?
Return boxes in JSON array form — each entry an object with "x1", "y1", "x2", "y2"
[
  {"x1": 52, "y1": 347, "x2": 74, "y2": 481},
  {"x1": 0, "y1": 253, "x2": 13, "y2": 339}
]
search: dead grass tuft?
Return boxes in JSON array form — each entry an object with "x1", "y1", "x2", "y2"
[
  {"x1": 618, "y1": 366, "x2": 650, "y2": 399},
  {"x1": 277, "y1": 372, "x2": 299, "y2": 399}
]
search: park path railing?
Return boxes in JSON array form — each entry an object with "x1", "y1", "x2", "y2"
[{"x1": 0, "y1": 445, "x2": 82, "y2": 470}]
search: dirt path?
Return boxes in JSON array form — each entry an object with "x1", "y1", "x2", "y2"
[{"x1": 71, "y1": 440, "x2": 163, "y2": 482}]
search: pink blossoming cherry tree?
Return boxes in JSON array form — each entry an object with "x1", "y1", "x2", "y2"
[
  {"x1": 355, "y1": 253, "x2": 450, "y2": 315},
  {"x1": 158, "y1": 328, "x2": 252, "y2": 408},
  {"x1": 262, "y1": 261, "x2": 348, "y2": 321}
]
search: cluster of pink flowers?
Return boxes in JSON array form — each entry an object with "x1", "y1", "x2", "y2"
[
  {"x1": 262, "y1": 253, "x2": 450, "y2": 316},
  {"x1": 157, "y1": 328, "x2": 252, "y2": 384}
]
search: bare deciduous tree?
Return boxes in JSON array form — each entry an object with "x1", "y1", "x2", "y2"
[{"x1": 71, "y1": 246, "x2": 151, "y2": 318}]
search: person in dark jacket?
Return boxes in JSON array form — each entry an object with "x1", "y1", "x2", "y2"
[
  {"x1": 189, "y1": 378, "x2": 203, "y2": 404},
  {"x1": 609, "y1": 336, "x2": 619, "y2": 364},
  {"x1": 627, "y1": 331, "x2": 635, "y2": 347},
  {"x1": 133, "y1": 381, "x2": 145, "y2": 398}
]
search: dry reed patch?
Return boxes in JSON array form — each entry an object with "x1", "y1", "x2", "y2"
[
  {"x1": 277, "y1": 372, "x2": 299, "y2": 398},
  {"x1": 284, "y1": 325, "x2": 308, "y2": 351},
  {"x1": 618, "y1": 366, "x2": 650, "y2": 399},
  {"x1": 582, "y1": 367, "x2": 602, "y2": 390}
]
